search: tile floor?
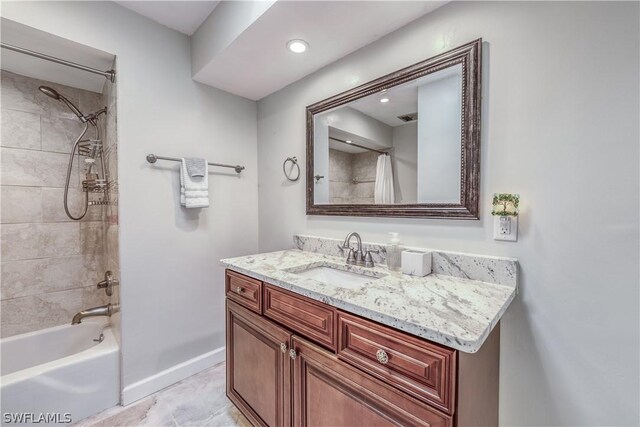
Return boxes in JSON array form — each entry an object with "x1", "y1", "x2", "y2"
[{"x1": 74, "y1": 363, "x2": 250, "y2": 427}]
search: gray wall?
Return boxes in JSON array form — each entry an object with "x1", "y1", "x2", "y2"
[
  {"x1": 417, "y1": 73, "x2": 461, "y2": 203},
  {"x1": 2, "y1": 0, "x2": 259, "y2": 402},
  {"x1": 392, "y1": 122, "x2": 417, "y2": 204},
  {"x1": 257, "y1": 2, "x2": 639, "y2": 425}
]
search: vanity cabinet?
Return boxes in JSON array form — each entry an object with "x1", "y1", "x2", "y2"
[
  {"x1": 225, "y1": 270, "x2": 500, "y2": 427},
  {"x1": 226, "y1": 300, "x2": 291, "y2": 427}
]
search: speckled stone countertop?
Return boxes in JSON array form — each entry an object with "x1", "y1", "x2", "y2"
[{"x1": 221, "y1": 250, "x2": 517, "y2": 353}]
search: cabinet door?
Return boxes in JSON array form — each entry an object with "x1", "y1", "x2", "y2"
[
  {"x1": 227, "y1": 300, "x2": 291, "y2": 427},
  {"x1": 291, "y1": 336, "x2": 451, "y2": 427}
]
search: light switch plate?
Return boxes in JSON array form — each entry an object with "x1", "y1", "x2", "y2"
[{"x1": 493, "y1": 215, "x2": 518, "y2": 241}]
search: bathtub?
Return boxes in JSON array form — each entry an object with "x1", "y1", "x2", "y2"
[{"x1": 1, "y1": 318, "x2": 119, "y2": 426}]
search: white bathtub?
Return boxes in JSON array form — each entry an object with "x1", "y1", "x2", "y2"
[{"x1": 1, "y1": 318, "x2": 119, "y2": 426}]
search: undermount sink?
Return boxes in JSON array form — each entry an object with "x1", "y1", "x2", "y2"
[{"x1": 291, "y1": 265, "x2": 383, "y2": 289}]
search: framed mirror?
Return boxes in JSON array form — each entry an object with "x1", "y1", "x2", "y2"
[{"x1": 306, "y1": 39, "x2": 481, "y2": 219}]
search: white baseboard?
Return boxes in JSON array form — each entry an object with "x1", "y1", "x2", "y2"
[{"x1": 122, "y1": 346, "x2": 225, "y2": 405}]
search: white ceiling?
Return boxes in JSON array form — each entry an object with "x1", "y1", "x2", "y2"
[
  {"x1": 114, "y1": 1, "x2": 220, "y2": 35},
  {"x1": 349, "y1": 64, "x2": 462, "y2": 126},
  {"x1": 5, "y1": 1, "x2": 448, "y2": 98},
  {"x1": 191, "y1": 1, "x2": 447, "y2": 100},
  {"x1": 0, "y1": 18, "x2": 116, "y2": 93}
]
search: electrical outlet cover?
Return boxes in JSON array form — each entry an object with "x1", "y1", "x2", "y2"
[{"x1": 494, "y1": 215, "x2": 518, "y2": 241}]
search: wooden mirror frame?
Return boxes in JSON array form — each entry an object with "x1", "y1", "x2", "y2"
[{"x1": 306, "y1": 39, "x2": 482, "y2": 219}]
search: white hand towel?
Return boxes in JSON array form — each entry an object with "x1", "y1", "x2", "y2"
[{"x1": 180, "y1": 158, "x2": 209, "y2": 208}]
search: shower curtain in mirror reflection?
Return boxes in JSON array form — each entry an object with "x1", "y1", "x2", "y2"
[{"x1": 374, "y1": 155, "x2": 395, "y2": 204}]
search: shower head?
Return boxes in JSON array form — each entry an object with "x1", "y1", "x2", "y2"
[
  {"x1": 39, "y1": 86, "x2": 60, "y2": 100},
  {"x1": 38, "y1": 85, "x2": 88, "y2": 123}
]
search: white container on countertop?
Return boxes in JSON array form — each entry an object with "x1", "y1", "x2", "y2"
[
  {"x1": 401, "y1": 250, "x2": 432, "y2": 277},
  {"x1": 386, "y1": 233, "x2": 403, "y2": 272}
]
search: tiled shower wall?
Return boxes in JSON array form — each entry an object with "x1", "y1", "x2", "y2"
[
  {"x1": 0, "y1": 70, "x2": 113, "y2": 337},
  {"x1": 328, "y1": 148, "x2": 378, "y2": 204}
]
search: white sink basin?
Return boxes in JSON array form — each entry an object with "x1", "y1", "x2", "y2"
[{"x1": 292, "y1": 266, "x2": 380, "y2": 289}]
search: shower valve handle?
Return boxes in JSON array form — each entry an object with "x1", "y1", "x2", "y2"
[{"x1": 97, "y1": 271, "x2": 118, "y2": 297}]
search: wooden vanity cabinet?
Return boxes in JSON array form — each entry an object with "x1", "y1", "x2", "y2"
[
  {"x1": 225, "y1": 270, "x2": 499, "y2": 427},
  {"x1": 226, "y1": 299, "x2": 291, "y2": 427}
]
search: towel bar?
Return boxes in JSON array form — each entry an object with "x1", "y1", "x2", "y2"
[{"x1": 146, "y1": 154, "x2": 245, "y2": 173}]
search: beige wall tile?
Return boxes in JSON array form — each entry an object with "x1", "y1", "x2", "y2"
[
  {"x1": 1, "y1": 186, "x2": 42, "y2": 223},
  {"x1": 329, "y1": 148, "x2": 353, "y2": 183},
  {"x1": 0, "y1": 284, "x2": 108, "y2": 337},
  {"x1": 1, "y1": 147, "x2": 78, "y2": 188},
  {"x1": 1, "y1": 109, "x2": 41, "y2": 150},
  {"x1": 79, "y1": 90, "x2": 105, "y2": 115},
  {"x1": 81, "y1": 221, "x2": 105, "y2": 256},
  {"x1": 41, "y1": 115, "x2": 86, "y2": 154},
  {"x1": 352, "y1": 151, "x2": 378, "y2": 180},
  {"x1": 1, "y1": 70, "x2": 82, "y2": 120},
  {"x1": 82, "y1": 285, "x2": 110, "y2": 309},
  {"x1": 1, "y1": 222, "x2": 80, "y2": 261},
  {"x1": 1, "y1": 255, "x2": 103, "y2": 300},
  {"x1": 329, "y1": 181, "x2": 353, "y2": 199},
  {"x1": 353, "y1": 182, "x2": 375, "y2": 198},
  {"x1": 0, "y1": 288, "x2": 83, "y2": 337},
  {"x1": 41, "y1": 187, "x2": 104, "y2": 222}
]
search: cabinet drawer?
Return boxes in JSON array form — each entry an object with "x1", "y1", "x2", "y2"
[
  {"x1": 226, "y1": 270, "x2": 262, "y2": 313},
  {"x1": 264, "y1": 284, "x2": 336, "y2": 350},
  {"x1": 338, "y1": 311, "x2": 456, "y2": 414},
  {"x1": 292, "y1": 336, "x2": 452, "y2": 427}
]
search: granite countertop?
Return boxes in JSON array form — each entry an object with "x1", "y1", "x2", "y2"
[{"x1": 221, "y1": 250, "x2": 517, "y2": 353}]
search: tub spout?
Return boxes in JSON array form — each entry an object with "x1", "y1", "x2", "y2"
[{"x1": 71, "y1": 304, "x2": 113, "y2": 325}]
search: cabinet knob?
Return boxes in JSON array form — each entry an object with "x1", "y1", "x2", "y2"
[
  {"x1": 289, "y1": 349, "x2": 298, "y2": 360},
  {"x1": 280, "y1": 343, "x2": 287, "y2": 353},
  {"x1": 235, "y1": 287, "x2": 244, "y2": 294},
  {"x1": 376, "y1": 349, "x2": 389, "y2": 365}
]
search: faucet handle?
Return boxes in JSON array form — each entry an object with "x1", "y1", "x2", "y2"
[
  {"x1": 363, "y1": 249, "x2": 379, "y2": 268},
  {"x1": 97, "y1": 271, "x2": 118, "y2": 296},
  {"x1": 346, "y1": 248, "x2": 357, "y2": 265}
]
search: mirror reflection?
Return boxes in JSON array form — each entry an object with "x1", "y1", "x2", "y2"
[{"x1": 313, "y1": 64, "x2": 463, "y2": 205}]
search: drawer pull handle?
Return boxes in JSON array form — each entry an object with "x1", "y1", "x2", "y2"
[
  {"x1": 376, "y1": 349, "x2": 389, "y2": 365},
  {"x1": 235, "y1": 287, "x2": 244, "y2": 294},
  {"x1": 289, "y1": 349, "x2": 298, "y2": 360},
  {"x1": 280, "y1": 343, "x2": 287, "y2": 353}
]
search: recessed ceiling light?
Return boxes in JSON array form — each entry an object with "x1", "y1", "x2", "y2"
[
  {"x1": 346, "y1": 140, "x2": 353, "y2": 144},
  {"x1": 287, "y1": 39, "x2": 309, "y2": 53},
  {"x1": 380, "y1": 97, "x2": 390, "y2": 103}
]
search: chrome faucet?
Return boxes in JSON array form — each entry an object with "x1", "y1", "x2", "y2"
[
  {"x1": 341, "y1": 232, "x2": 366, "y2": 266},
  {"x1": 71, "y1": 303, "x2": 116, "y2": 325},
  {"x1": 340, "y1": 232, "x2": 378, "y2": 268}
]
